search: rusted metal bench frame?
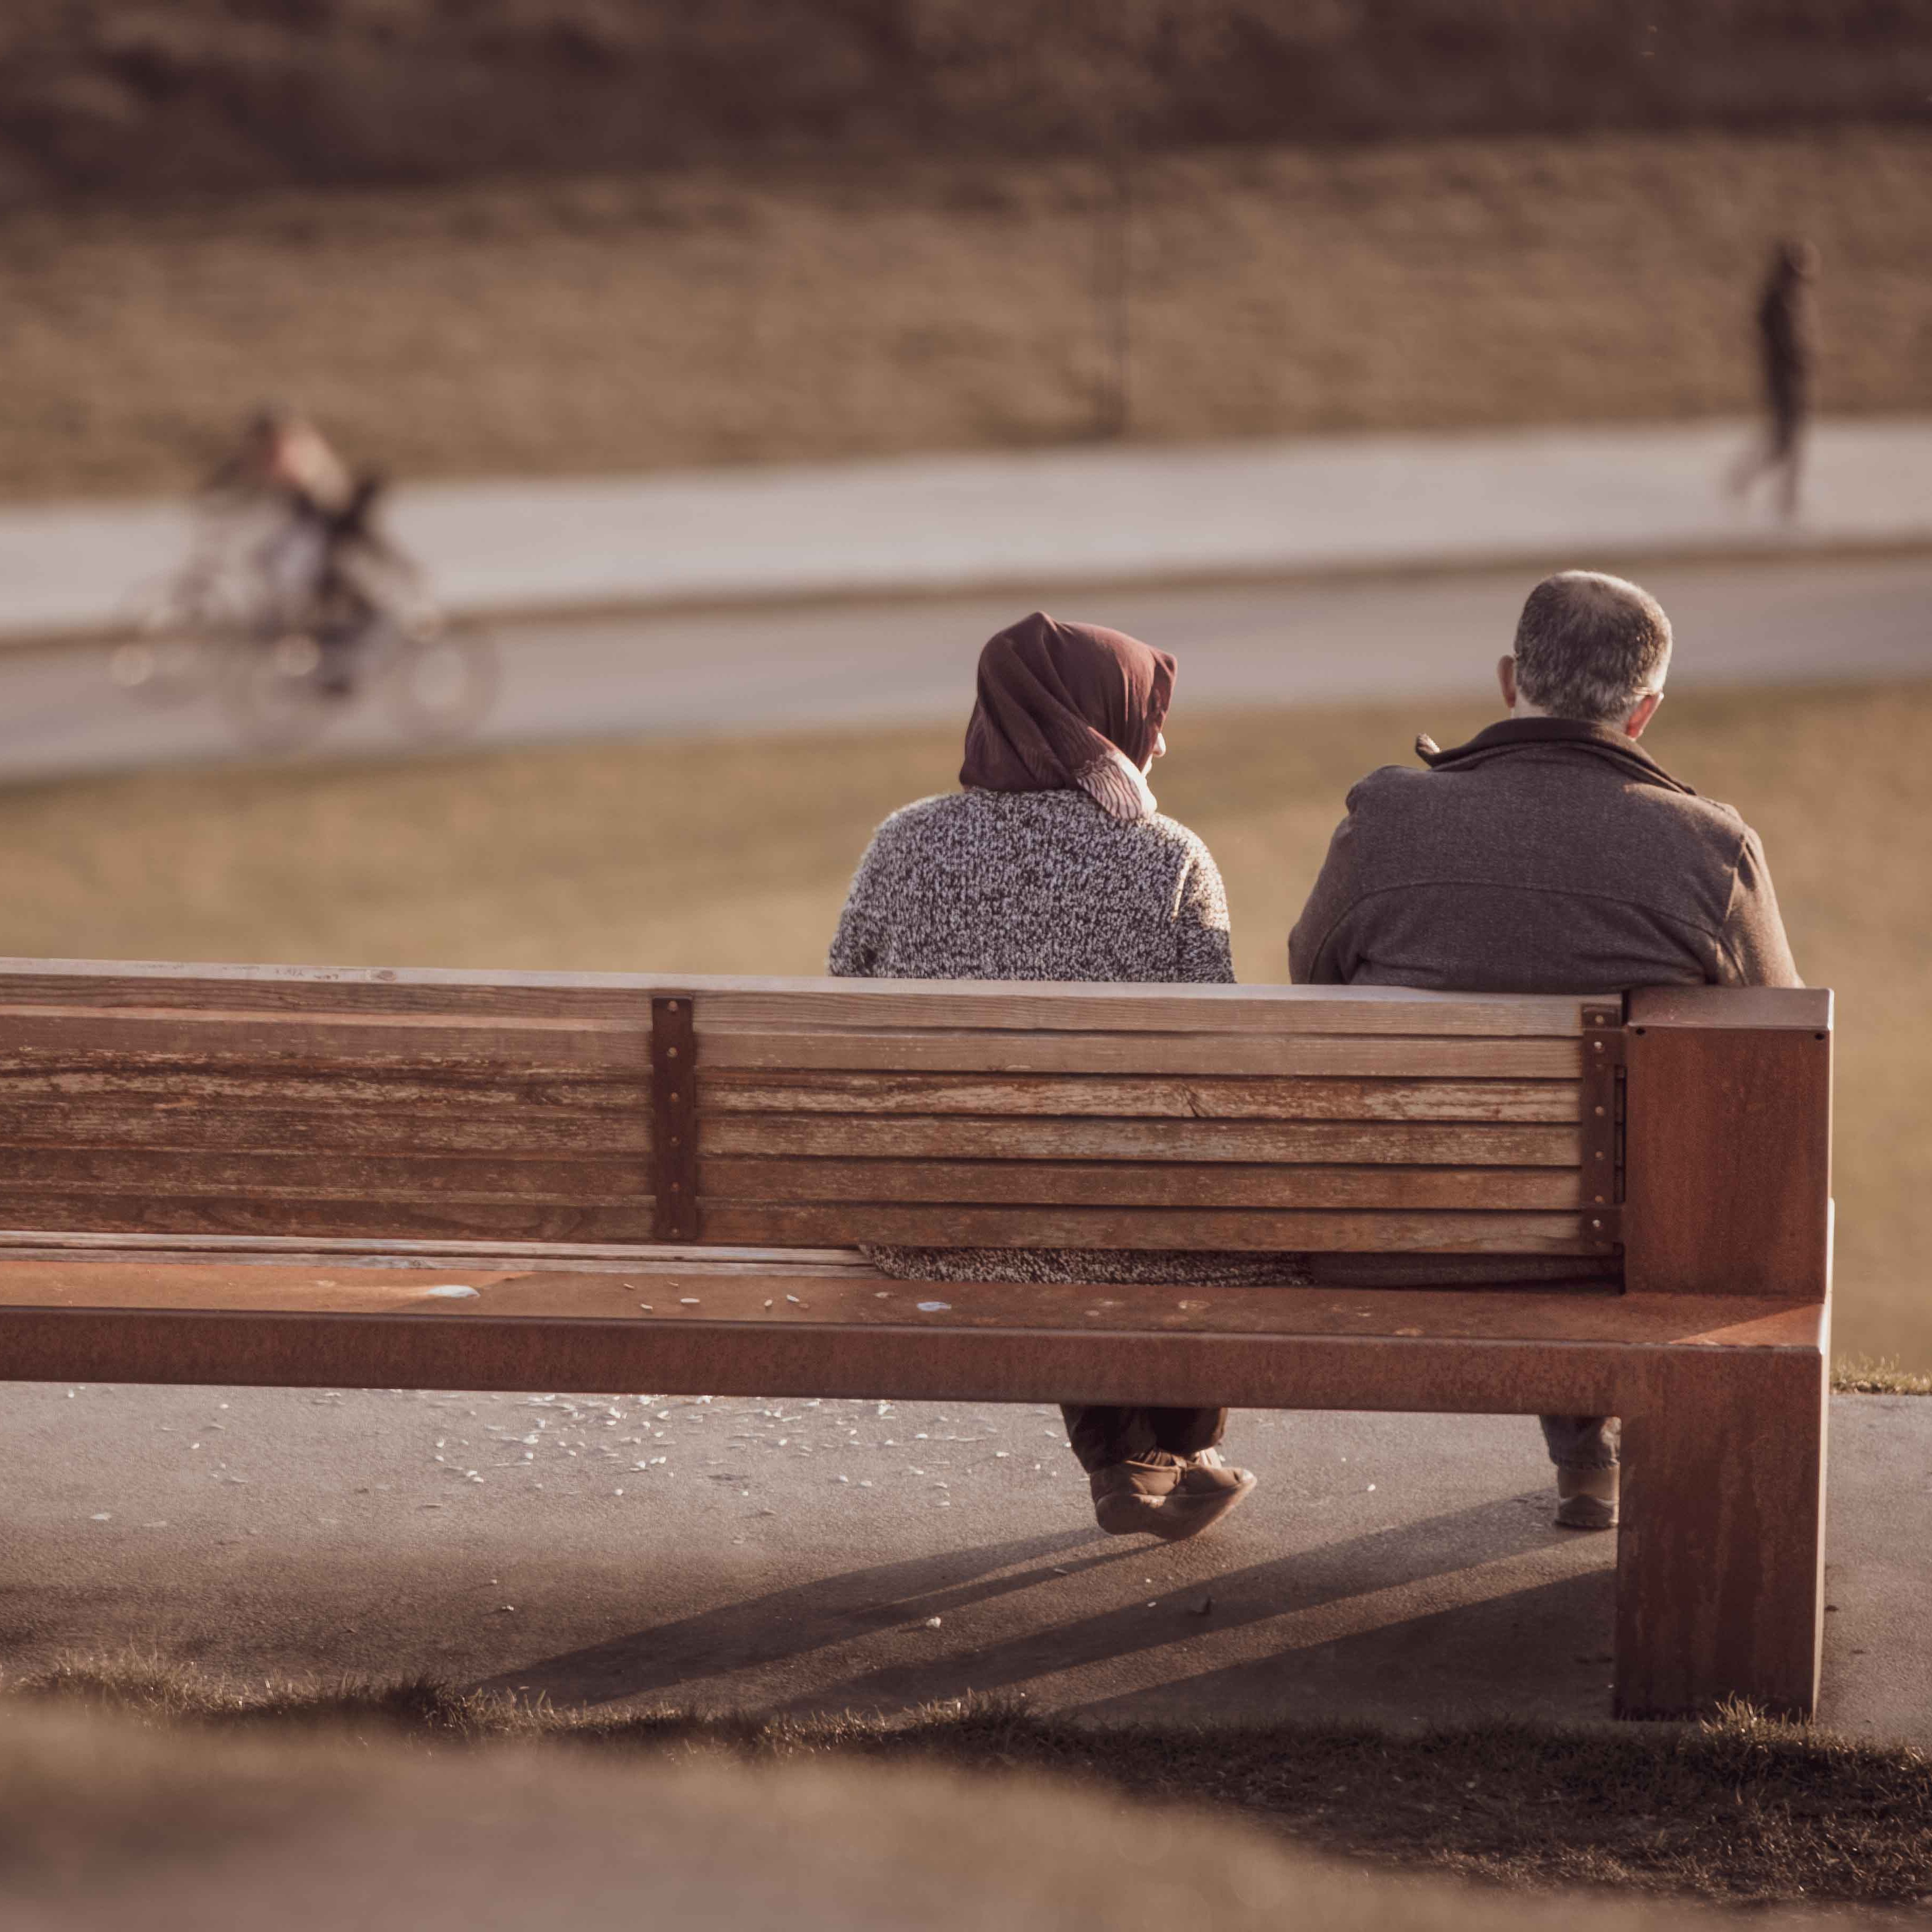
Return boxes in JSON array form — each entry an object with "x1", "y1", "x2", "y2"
[{"x1": 0, "y1": 961, "x2": 1831, "y2": 1719}]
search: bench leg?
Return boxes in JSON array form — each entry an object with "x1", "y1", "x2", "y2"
[{"x1": 1613, "y1": 1348, "x2": 1827, "y2": 1720}]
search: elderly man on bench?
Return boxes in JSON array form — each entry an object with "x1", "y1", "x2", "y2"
[{"x1": 1291, "y1": 569, "x2": 1802, "y2": 1531}]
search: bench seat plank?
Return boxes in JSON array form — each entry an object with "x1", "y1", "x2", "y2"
[
  {"x1": 0, "y1": 1256, "x2": 1822, "y2": 1418},
  {"x1": 0, "y1": 1254, "x2": 1814, "y2": 1341}
]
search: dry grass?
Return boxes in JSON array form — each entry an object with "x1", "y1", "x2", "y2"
[
  {"x1": 1833, "y1": 1358, "x2": 1932, "y2": 1397},
  {"x1": 8, "y1": 1663, "x2": 1932, "y2": 1910},
  {"x1": 0, "y1": 676, "x2": 1927, "y2": 1364},
  {"x1": 3, "y1": 127, "x2": 1929, "y2": 498}
]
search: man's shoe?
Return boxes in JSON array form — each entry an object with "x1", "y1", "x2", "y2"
[
  {"x1": 1090, "y1": 1453, "x2": 1185, "y2": 1535},
  {"x1": 1555, "y1": 1464, "x2": 1619, "y2": 1531}
]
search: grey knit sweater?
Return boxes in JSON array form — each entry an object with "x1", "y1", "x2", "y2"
[
  {"x1": 828, "y1": 788, "x2": 1305, "y2": 1287},
  {"x1": 829, "y1": 789, "x2": 1233, "y2": 984}
]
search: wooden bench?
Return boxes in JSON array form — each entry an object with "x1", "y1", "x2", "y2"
[{"x1": 0, "y1": 960, "x2": 1832, "y2": 1719}]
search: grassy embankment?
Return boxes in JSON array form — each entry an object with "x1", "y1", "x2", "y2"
[
  {"x1": 2, "y1": 676, "x2": 1927, "y2": 1365},
  {"x1": 2, "y1": 126, "x2": 1929, "y2": 499},
  {"x1": 8, "y1": 1, "x2": 1927, "y2": 200},
  {"x1": 6, "y1": 1670, "x2": 1932, "y2": 1911}
]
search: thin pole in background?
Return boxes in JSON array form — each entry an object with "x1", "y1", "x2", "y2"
[{"x1": 1094, "y1": 140, "x2": 1133, "y2": 439}]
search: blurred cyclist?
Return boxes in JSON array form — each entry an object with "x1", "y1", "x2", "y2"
[{"x1": 209, "y1": 407, "x2": 417, "y2": 694}]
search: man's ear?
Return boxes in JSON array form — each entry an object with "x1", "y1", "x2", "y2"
[
  {"x1": 1625, "y1": 691, "x2": 1663, "y2": 739},
  {"x1": 1497, "y1": 656, "x2": 1518, "y2": 710}
]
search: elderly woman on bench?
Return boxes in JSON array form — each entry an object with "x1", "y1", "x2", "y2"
[{"x1": 829, "y1": 610, "x2": 1302, "y2": 1542}]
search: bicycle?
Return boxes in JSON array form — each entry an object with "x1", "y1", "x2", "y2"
[
  {"x1": 221, "y1": 609, "x2": 500, "y2": 752},
  {"x1": 110, "y1": 495, "x2": 500, "y2": 751}
]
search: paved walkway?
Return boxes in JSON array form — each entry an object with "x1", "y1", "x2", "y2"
[
  {"x1": 4, "y1": 1382, "x2": 1924, "y2": 1741},
  {"x1": 4, "y1": 417, "x2": 1929, "y2": 638},
  {"x1": 4, "y1": 552, "x2": 1928, "y2": 781}
]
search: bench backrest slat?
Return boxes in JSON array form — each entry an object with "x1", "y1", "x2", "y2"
[
  {"x1": 0, "y1": 963, "x2": 1831, "y2": 1289},
  {"x1": 0, "y1": 974, "x2": 653, "y2": 1244},
  {"x1": 0, "y1": 963, "x2": 1597, "y2": 1262}
]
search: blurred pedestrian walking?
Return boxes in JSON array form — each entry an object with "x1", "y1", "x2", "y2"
[{"x1": 1728, "y1": 239, "x2": 1819, "y2": 521}]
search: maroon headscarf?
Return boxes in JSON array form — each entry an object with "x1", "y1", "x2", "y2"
[{"x1": 959, "y1": 611, "x2": 1175, "y2": 821}]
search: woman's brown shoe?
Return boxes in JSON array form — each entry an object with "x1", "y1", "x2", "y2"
[
  {"x1": 1089, "y1": 1452, "x2": 1185, "y2": 1535},
  {"x1": 1090, "y1": 1449, "x2": 1256, "y2": 1541},
  {"x1": 1157, "y1": 1448, "x2": 1257, "y2": 1541}
]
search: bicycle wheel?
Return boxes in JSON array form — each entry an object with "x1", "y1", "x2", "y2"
[
  {"x1": 384, "y1": 625, "x2": 500, "y2": 743},
  {"x1": 109, "y1": 579, "x2": 234, "y2": 709},
  {"x1": 220, "y1": 633, "x2": 337, "y2": 752}
]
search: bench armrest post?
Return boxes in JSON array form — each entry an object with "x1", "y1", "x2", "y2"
[{"x1": 1623, "y1": 988, "x2": 1832, "y2": 1300}]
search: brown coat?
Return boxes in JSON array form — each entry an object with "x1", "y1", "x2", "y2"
[{"x1": 1288, "y1": 718, "x2": 1800, "y2": 994}]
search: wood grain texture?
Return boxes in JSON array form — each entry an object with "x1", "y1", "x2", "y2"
[
  {"x1": 0, "y1": 1256, "x2": 1816, "y2": 1347},
  {"x1": 0, "y1": 963, "x2": 1590, "y2": 1033},
  {"x1": 1614, "y1": 1346, "x2": 1828, "y2": 1720},
  {"x1": 0, "y1": 1231, "x2": 874, "y2": 1271},
  {"x1": 696, "y1": 985, "x2": 1588, "y2": 1036},
  {"x1": 0, "y1": 955, "x2": 1831, "y2": 1726},
  {"x1": 699, "y1": 1030, "x2": 1582, "y2": 1079},
  {"x1": 0, "y1": 1294, "x2": 1735, "y2": 1414},
  {"x1": 1624, "y1": 1026, "x2": 1832, "y2": 1299},
  {"x1": 697, "y1": 1071, "x2": 1580, "y2": 1122},
  {"x1": 699, "y1": 1156, "x2": 1580, "y2": 1210},
  {"x1": 0, "y1": 1008, "x2": 651, "y2": 1071},
  {"x1": 702, "y1": 1114, "x2": 1578, "y2": 1166},
  {"x1": 0, "y1": 968, "x2": 647, "y2": 1020},
  {"x1": 0, "y1": 1148, "x2": 647, "y2": 1202},
  {"x1": 0, "y1": 1065, "x2": 648, "y2": 1106},
  {"x1": 0, "y1": 1195, "x2": 656, "y2": 1241},
  {"x1": 701, "y1": 1201, "x2": 1594, "y2": 1253},
  {"x1": 1626, "y1": 986, "x2": 1833, "y2": 1032},
  {"x1": 0, "y1": 1103, "x2": 649, "y2": 1155}
]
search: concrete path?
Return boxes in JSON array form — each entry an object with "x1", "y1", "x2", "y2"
[
  {"x1": 4, "y1": 417, "x2": 1929, "y2": 639},
  {"x1": 4, "y1": 1381, "x2": 1924, "y2": 1742},
  {"x1": 2, "y1": 552, "x2": 1928, "y2": 781}
]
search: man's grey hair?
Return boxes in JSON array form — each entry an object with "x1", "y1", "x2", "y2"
[{"x1": 1511, "y1": 571, "x2": 1672, "y2": 724}]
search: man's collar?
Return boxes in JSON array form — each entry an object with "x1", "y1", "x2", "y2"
[{"x1": 1415, "y1": 717, "x2": 1697, "y2": 794}]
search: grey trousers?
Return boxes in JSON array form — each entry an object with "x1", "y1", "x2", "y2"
[{"x1": 1541, "y1": 1415, "x2": 1620, "y2": 1469}]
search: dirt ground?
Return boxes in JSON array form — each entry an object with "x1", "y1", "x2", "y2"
[
  {"x1": 2, "y1": 126, "x2": 1928, "y2": 500},
  {"x1": 0, "y1": 676, "x2": 1922, "y2": 1365}
]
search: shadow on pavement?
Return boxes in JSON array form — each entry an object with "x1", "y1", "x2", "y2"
[
  {"x1": 1077, "y1": 1566, "x2": 1618, "y2": 1730},
  {"x1": 787, "y1": 1492, "x2": 1576, "y2": 1717},
  {"x1": 492, "y1": 1490, "x2": 1595, "y2": 1716},
  {"x1": 477, "y1": 1528, "x2": 1126, "y2": 1707}
]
